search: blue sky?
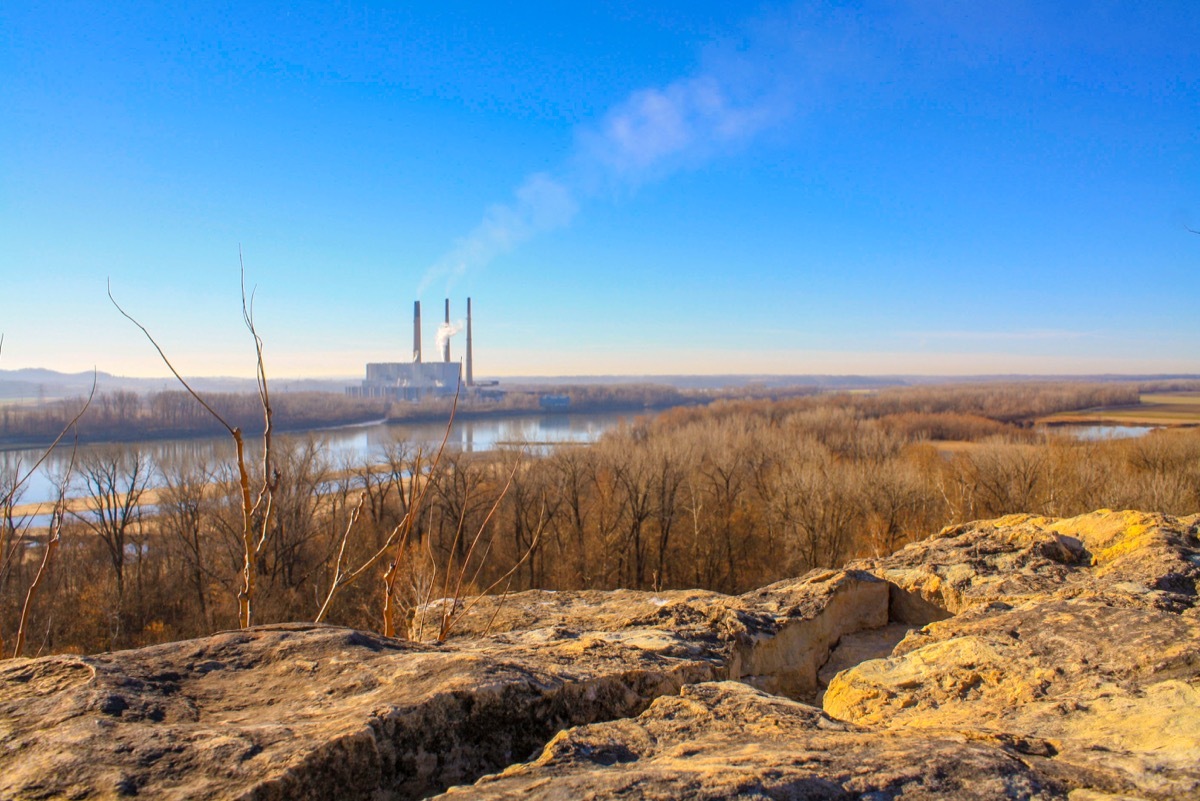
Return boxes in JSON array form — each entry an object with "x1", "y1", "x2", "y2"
[{"x1": 2, "y1": 1, "x2": 1198, "y2": 378}]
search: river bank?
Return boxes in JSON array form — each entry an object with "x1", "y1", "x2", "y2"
[{"x1": 2, "y1": 410, "x2": 638, "y2": 510}]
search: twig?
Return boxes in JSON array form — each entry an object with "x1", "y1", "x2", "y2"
[
  {"x1": 110, "y1": 266, "x2": 274, "y2": 629},
  {"x1": 446, "y1": 510, "x2": 543, "y2": 641},
  {"x1": 13, "y1": 434, "x2": 80, "y2": 657},
  {"x1": 0, "y1": 373, "x2": 96, "y2": 513},
  {"x1": 382, "y1": 380, "x2": 460, "y2": 637},
  {"x1": 436, "y1": 448, "x2": 527, "y2": 642},
  {"x1": 314, "y1": 491, "x2": 367, "y2": 623},
  {"x1": 482, "y1": 499, "x2": 548, "y2": 636},
  {"x1": 109, "y1": 283, "x2": 235, "y2": 437}
]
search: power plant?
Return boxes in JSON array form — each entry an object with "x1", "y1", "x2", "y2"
[{"x1": 348, "y1": 298, "x2": 475, "y2": 401}]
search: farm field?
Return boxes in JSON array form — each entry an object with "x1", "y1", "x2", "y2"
[{"x1": 1038, "y1": 392, "x2": 1200, "y2": 427}]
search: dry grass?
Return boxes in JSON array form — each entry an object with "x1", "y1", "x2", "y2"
[
  {"x1": 930, "y1": 439, "x2": 984, "y2": 456},
  {"x1": 1037, "y1": 393, "x2": 1200, "y2": 427}
]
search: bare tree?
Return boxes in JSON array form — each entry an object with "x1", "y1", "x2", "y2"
[
  {"x1": 966, "y1": 439, "x2": 1048, "y2": 516},
  {"x1": 0, "y1": 335, "x2": 95, "y2": 657},
  {"x1": 110, "y1": 265, "x2": 278, "y2": 628},
  {"x1": 581, "y1": 449, "x2": 627, "y2": 589},
  {"x1": 860, "y1": 459, "x2": 928, "y2": 555},
  {"x1": 72, "y1": 447, "x2": 149, "y2": 646},
  {"x1": 13, "y1": 442, "x2": 80, "y2": 658},
  {"x1": 429, "y1": 450, "x2": 533, "y2": 642},
  {"x1": 158, "y1": 455, "x2": 219, "y2": 631},
  {"x1": 356, "y1": 438, "x2": 412, "y2": 533},
  {"x1": 695, "y1": 421, "x2": 751, "y2": 592},
  {"x1": 546, "y1": 446, "x2": 593, "y2": 586},
  {"x1": 0, "y1": 454, "x2": 32, "y2": 623},
  {"x1": 607, "y1": 439, "x2": 656, "y2": 588},
  {"x1": 496, "y1": 445, "x2": 561, "y2": 588},
  {"x1": 431, "y1": 450, "x2": 493, "y2": 567},
  {"x1": 262, "y1": 438, "x2": 326, "y2": 594},
  {"x1": 381, "y1": 387, "x2": 459, "y2": 637}
]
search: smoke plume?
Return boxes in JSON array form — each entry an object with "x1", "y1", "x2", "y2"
[
  {"x1": 436, "y1": 320, "x2": 463, "y2": 352},
  {"x1": 418, "y1": 8, "x2": 817, "y2": 293}
]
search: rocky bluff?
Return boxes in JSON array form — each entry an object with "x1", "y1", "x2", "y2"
[{"x1": 2, "y1": 510, "x2": 1198, "y2": 799}]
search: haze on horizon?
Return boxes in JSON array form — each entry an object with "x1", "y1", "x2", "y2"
[{"x1": 2, "y1": 2, "x2": 1197, "y2": 381}]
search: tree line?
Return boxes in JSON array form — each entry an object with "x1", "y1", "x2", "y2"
[
  {"x1": 0, "y1": 390, "x2": 390, "y2": 445},
  {"x1": 0, "y1": 383, "x2": 705, "y2": 447},
  {"x1": 0, "y1": 377, "x2": 1151, "y2": 449},
  {"x1": 2, "y1": 380, "x2": 1196, "y2": 656}
]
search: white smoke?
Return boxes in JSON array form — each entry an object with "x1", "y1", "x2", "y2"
[
  {"x1": 576, "y1": 73, "x2": 785, "y2": 185},
  {"x1": 418, "y1": 8, "x2": 814, "y2": 293},
  {"x1": 418, "y1": 174, "x2": 577, "y2": 295},
  {"x1": 435, "y1": 320, "x2": 463, "y2": 352}
]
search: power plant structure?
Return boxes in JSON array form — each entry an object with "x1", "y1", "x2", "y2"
[{"x1": 348, "y1": 298, "x2": 475, "y2": 401}]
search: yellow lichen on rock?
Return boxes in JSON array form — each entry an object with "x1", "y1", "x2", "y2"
[
  {"x1": 823, "y1": 510, "x2": 1200, "y2": 800},
  {"x1": 823, "y1": 635, "x2": 1043, "y2": 728}
]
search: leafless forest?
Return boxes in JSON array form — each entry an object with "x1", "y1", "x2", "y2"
[
  {"x1": 0, "y1": 384, "x2": 696, "y2": 446},
  {"x1": 4, "y1": 380, "x2": 1198, "y2": 657}
]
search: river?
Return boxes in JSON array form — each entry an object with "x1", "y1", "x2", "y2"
[
  {"x1": 2, "y1": 412, "x2": 634, "y2": 509},
  {"x1": 1047, "y1": 424, "x2": 1160, "y2": 440}
]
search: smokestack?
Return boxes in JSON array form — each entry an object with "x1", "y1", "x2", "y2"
[
  {"x1": 466, "y1": 297, "x2": 474, "y2": 387},
  {"x1": 413, "y1": 301, "x2": 422, "y2": 363},
  {"x1": 443, "y1": 298, "x2": 451, "y2": 362}
]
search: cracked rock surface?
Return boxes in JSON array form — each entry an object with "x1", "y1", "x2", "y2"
[
  {"x1": 826, "y1": 510, "x2": 1200, "y2": 800},
  {"x1": 438, "y1": 680, "x2": 1066, "y2": 800},
  {"x1": 2, "y1": 510, "x2": 1197, "y2": 800},
  {"x1": 0, "y1": 626, "x2": 716, "y2": 799}
]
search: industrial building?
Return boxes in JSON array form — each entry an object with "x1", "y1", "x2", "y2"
[{"x1": 348, "y1": 298, "x2": 475, "y2": 401}]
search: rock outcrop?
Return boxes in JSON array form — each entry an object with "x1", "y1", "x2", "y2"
[
  {"x1": 825, "y1": 510, "x2": 1200, "y2": 800},
  {"x1": 443, "y1": 680, "x2": 1064, "y2": 800},
  {"x1": 1, "y1": 510, "x2": 1197, "y2": 799},
  {"x1": 0, "y1": 624, "x2": 716, "y2": 800}
]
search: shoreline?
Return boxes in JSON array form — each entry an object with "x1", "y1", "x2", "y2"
[{"x1": 0, "y1": 399, "x2": 699, "y2": 453}]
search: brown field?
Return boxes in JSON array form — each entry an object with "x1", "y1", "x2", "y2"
[
  {"x1": 1037, "y1": 392, "x2": 1200, "y2": 427},
  {"x1": 929, "y1": 439, "x2": 984, "y2": 456},
  {"x1": 9, "y1": 484, "x2": 192, "y2": 521}
]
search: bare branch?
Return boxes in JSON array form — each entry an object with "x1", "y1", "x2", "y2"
[
  {"x1": 239, "y1": 251, "x2": 278, "y2": 573},
  {"x1": 438, "y1": 449, "x2": 526, "y2": 642},
  {"x1": 325, "y1": 500, "x2": 422, "y2": 612},
  {"x1": 314, "y1": 492, "x2": 368, "y2": 623},
  {"x1": 108, "y1": 281, "x2": 236, "y2": 438},
  {"x1": 111, "y1": 265, "x2": 274, "y2": 629},
  {"x1": 1, "y1": 372, "x2": 96, "y2": 514},
  {"x1": 382, "y1": 380, "x2": 461, "y2": 637},
  {"x1": 13, "y1": 433, "x2": 81, "y2": 658}
]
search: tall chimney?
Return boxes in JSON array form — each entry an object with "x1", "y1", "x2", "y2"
[
  {"x1": 443, "y1": 298, "x2": 451, "y2": 362},
  {"x1": 413, "y1": 301, "x2": 422, "y2": 363},
  {"x1": 466, "y1": 297, "x2": 474, "y2": 387}
]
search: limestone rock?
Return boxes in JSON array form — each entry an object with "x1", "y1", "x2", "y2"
[
  {"x1": 446, "y1": 510, "x2": 1200, "y2": 800},
  {"x1": 827, "y1": 510, "x2": 1200, "y2": 800},
  {"x1": 852, "y1": 510, "x2": 1199, "y2": 618},
  {"x1": 410, "y1": 587, "x2": 726, "y2": 641},
  {"x1": 419, "y1": 569, "x2": 892, "y2": 702},
  {"x1": 0, "y1": 569, "x2": 885, "y2": 800},
  {"x1": 2, "y1": 509, "x2": 1197, "y2": 800},
  {"x1": 438, "y1": 681, "x2": 1068, "y2": 800},
  {"x1": 0, "y1": 624, "x2": 716, "y2": 800}
]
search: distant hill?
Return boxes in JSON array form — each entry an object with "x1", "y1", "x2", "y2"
[
  {"x1": 6, "y1": 368, "x2": 1198, "y2": 403},
  {"x1": 495, "y1": 374, "x2": 910, "y2": 390},
  {"x1": 492, "y1": 373, "x2": 1200, "y2": 391}
]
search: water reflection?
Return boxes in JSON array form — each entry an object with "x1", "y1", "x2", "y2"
[
  {"x1": 4, "y1": 412, "x2": 631, "y2": 508},
  {"x1": 1049, "y1": 424, "x2": 1158, "y2": 440}
]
